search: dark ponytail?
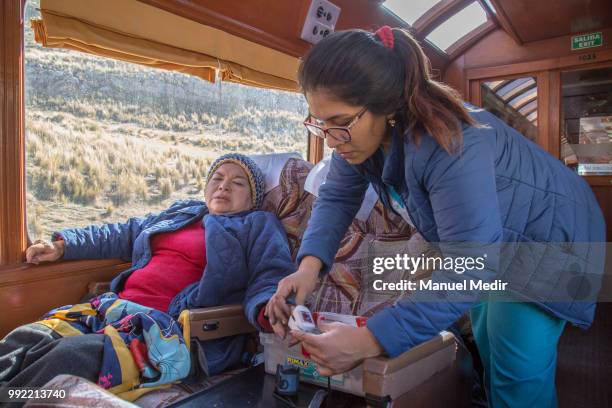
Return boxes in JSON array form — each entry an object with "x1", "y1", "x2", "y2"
[{"x1": 298, "y1": 28, "x2": 476, "y2": 154}]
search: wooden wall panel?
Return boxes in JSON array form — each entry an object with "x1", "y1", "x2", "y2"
[
  {"x1": 0, "y1": 260, "x2": 128, "y2": 337},
  {"x1": 447, "y1": 26, "x2": 612, "y2": 78},
  {"x1": 443, "y1": 54, "x2": 466, "y2": 97},
  {"x1": 487, "y1": 0, "x2": 522, "y2": 45},
  {"x1": 446, "y1": 19, "x2": 497, "y2": 60},
  {"x1": 468, "y1": 78, "x2": 481, "y2": 106},
  {"x1": 494, "y1": 0, "x2": 612, "y2": 44}
]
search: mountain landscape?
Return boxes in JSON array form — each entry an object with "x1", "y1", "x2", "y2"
[{"x1": 24, "y1": 1, "x2": 308, "y2": 239}]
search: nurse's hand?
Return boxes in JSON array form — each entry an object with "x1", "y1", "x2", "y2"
[
  {"x1": 290, "y1": 322, "x2": 384, "y2": 376},
  {"x1": 265, "y1": 256, "x2": 321, "y2": 338}
]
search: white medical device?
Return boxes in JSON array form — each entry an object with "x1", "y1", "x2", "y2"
[{"x1": 288, "y1": 305, "x2": 319, "y2": 334}]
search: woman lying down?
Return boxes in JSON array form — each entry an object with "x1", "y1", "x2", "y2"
[{"x1": 0, "y1": 153, "x2": 293, "y2": 401}]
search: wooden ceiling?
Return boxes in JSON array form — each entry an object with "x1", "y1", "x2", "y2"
[
  {"x1": 137, "y1": 0, "x2": 450, "y2": 74},
  {"x1": 136, "y1": 0, "x2": 612, "y2": 77},
  {"x1": 491, "y1": 0, "x2": 612, "y2": 44},
  {"x1": 137, "y1": 0, "x2": 417, "y2": 58}
]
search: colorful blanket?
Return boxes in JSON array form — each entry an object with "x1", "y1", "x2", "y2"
[{"x1": 35, "y1": 292, "x2": 191, "y2": 400}]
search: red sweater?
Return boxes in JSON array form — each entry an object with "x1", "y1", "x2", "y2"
[
  {"x1": 118, "y1": 220, "x2": 272, "y2": 331},
  {"x1": 119, "y1": 221, "x2": 206, "y2": 312}
]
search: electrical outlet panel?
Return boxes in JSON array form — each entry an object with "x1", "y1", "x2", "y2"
[
  {"x1": 313, "y1": 0, "x2": 340, "y2": 27},
  {"x1": 300, "y1": 0, "x2": 341, "y2": 45},
  {"x1": 301, "y1": 21, "x2": 334, "y2": 44}
]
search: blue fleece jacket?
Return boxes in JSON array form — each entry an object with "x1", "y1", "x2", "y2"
[{"x1": 297, "y1": 106, "x2": 605, "y2": 358}]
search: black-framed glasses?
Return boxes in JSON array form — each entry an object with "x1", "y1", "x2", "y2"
[{"x1": 303, "y1": 107, "x2": 367, "y2": 144}]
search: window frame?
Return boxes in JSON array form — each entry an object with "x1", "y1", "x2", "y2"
[
  {"x1": 471, "y1": 71, "x2": 548, "y2": 150},
  {"x1": 1, "y1": 0, "x2": 27, "y2": 267}
]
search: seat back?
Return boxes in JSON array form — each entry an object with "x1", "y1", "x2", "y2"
[{"x1": 259, "y1": 156, "x2": 430, "y2": 317}]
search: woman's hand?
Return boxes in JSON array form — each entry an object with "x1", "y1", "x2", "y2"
[
  {"x1": 25, "y1": 239, "x2": 64, "y2": 264},
  {"x1": 265, "y1": 256, "x2": 322, "y2": 338},
  {"x1": 291, "y1": 322, "x2": 384, "y2": 376}
]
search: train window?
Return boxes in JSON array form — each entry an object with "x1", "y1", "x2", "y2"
[
  {"x1": 560, "y1": 67, "x2": 612, "y2": 175},
  {"x1": 383, "y1": 0, "x2": 443, "y2": 26},
  {"x1": 481, "y1": 76, "x2": 538, "y2": 142},
  {"x1": 24, "y1": 1, "x2": 307, "y2": 240},
  {"x1": 426, "y1": 2, "x2": 488, "y2": 52}
]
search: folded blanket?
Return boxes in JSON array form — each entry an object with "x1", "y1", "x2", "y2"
[{"x1": 36, "y1": 292, "x2": 191, "y2": 400}]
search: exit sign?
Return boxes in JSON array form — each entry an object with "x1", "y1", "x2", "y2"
[{"x1": 572, "y1": 32, "x2": 602, "y2": 50}]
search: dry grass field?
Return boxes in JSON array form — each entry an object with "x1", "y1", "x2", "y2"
[{"x1": 24, "y1": 1, "x2": 308, "y2": 239}]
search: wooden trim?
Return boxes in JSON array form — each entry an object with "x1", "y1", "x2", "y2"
[
  {"x1": 309, "y1": 134, "x2": 324, "y2": 164},
  {"x1": 583, "y1": 176, "x2": 612, "y2": 187},
  {"x1": 547, "y1": 70, "x2": 561, "y2": 159},
  {"x1": 0, "y1": 259, "x2": 129, "y2": 288},
  {"x1": 0, "y1": 0, "x2": 26, "y2": 265},
  {"x1": 556, "y1": 59, "x2": 612, "y2": 74},
  {"x1": 447, "y1": 19, "x2": 497, "y2": 60},
  {"x1": 412, "y1": 0, "x2": 472, "y2": 38},
  {"x1": 137, "y1": 0, "x2": 309, "y2": 58},
  {"x1": 535, "y1": 71, "x2": 549, "y2": 151},
  {"x1": 468, "y1": 79, "x2": 481, "y2": 106},
  {"x1": 466, "y1": 49, "x2": 612, "y2": 80},
  {"x1": 487, "y1": 0, "x2": 522, "y2": 45}
]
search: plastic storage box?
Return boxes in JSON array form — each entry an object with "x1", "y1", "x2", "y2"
[{"x1": 259, "y1": 312, "x2": 368, "y2": 396}]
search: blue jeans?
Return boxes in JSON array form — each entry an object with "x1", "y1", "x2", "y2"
[{"x1": 471, "y1": 294, "x2": 566, "y2": 408}]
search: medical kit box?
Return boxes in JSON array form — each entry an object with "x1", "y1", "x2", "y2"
[{"x1": 259, "y1": 312, "x2": 367, "y2": 396}]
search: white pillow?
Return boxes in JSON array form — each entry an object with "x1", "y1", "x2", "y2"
[
  {"x1": 250, "y1": 152, "x2": 302, "y2": 193},
  {"x1": 304, "y1": 157, "x2": 378, "y2": 222}
]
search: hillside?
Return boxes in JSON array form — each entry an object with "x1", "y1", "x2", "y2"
[{"x1": 24, "y1": 1, "x2": 308, "y2": 239}]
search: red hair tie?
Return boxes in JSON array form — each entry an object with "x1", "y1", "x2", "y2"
[{"x1": 375, "y1": 25, "x2": 394, "y2": 50}]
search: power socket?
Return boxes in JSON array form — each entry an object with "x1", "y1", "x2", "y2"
[
  {"x1": 300, "y1": 0, "x2": 341, "y2": 45},
  {"x1": 312, "y1": 0, "x2": 340, "y2": 27},
  {"x1": 301, "y1": 21, "x2": 333, "y2": 44}
]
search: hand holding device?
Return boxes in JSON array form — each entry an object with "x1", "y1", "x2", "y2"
[{"x1": 288, "y1": 305, "x2": 320, "y2": 334}]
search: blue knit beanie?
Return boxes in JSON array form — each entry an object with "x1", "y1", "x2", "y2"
[{"x1": 206, "y1": 153, "x2": 265, "y2": 210}]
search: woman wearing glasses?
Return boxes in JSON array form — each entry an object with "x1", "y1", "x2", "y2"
[{"x1": 266, "y1": 27, "x2": 605, "y2": 407}]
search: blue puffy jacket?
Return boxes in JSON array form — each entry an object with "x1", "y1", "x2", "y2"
[
  {"x1": 297, "y1": 106, "x2": 605, "y2": 358},
  {"x1": 57, "y1": 200, "x2": 295, "y2": 374}
]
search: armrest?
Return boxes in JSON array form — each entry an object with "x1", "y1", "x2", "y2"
[
  {"x1": 189, "y1": 304, "x2": 256, "y2": 341},
  {"x1": 362, "y1": 331, "x2": 472, "y2": 407}
]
